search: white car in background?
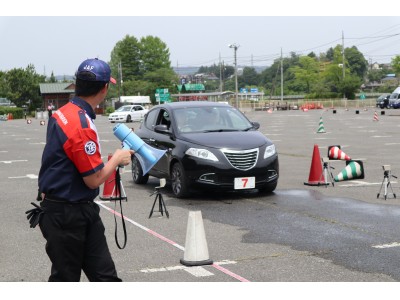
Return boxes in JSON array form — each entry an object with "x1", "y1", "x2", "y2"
[{"x1": 108, "y1": 105, "x2": 149, "y2": 123}]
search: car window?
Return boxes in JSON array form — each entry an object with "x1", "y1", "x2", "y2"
[
  {"x1": 390, "y1": 93, "x2": 399, "y2": 100},
  {"x1": 144, "y1": 109, "x2": 159, "y2": 130},
  {"x1": 115, "y1": 106, "x2": 125, "y2": 112},
  {"x1": 157, "y1": 109, "x2": 171, "y2": 129},
  {"x1": 173, "y1": 106, "x2": 252, "y2": 133}
]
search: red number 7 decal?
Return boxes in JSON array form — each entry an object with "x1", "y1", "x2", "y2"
[{"x1": 241, "y1": 178, "x2": 248, "y2": 187}]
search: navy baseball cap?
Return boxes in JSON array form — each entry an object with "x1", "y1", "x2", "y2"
[{"x1": 76, "y1": 58, "x2": 116, "y2": 84}]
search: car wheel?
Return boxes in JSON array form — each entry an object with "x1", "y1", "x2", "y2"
[
  {"x1": 131, "y1": 155, "x2": 149, "y2": 184},
  {"x1": 258, "y1": 181, "x2": 278, "y2": 194},
  {"x1": 126, "y1": 115, "x2": 132, "y2": 123},
  {"x1": 171, "y1": 162, "x2": 189, "y2": 198}
]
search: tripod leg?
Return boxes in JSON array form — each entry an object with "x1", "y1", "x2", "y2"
[
  {"x1": 384, "y1": 177, "x2": 388, "y2": 200},
  {"x1": 387, "y1": 181, "x2": 396, "y2": 199},
  {"x1": 149, "y1": 194, "x2": 159, "y2": 218},
  {"x1": 324, "y1": 167, "x2": 328, "y2": 188},
  {"x1": 377, "y1": 178, "x2": 385, "y2": 198},
  {"x1": 159, "y1": 194, "x2": 164, "y2": 216},
  {"x1": 329, "y1": 170, "x2": 335, "y2": 187},
  {"x1": 160, "y1": 194, "x2": 169, "y2": 218}
]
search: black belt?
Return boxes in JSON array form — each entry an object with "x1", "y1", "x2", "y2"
[{"x1": 44, "y1": 196, "x2": 94, "y2": 204}]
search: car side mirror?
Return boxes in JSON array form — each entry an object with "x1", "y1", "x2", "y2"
[
  {"x1": 251, "y1": 122, "x2": 260, "y2": 130},
  {"x1": 154, "y1": 124, "x2": 171, "y2": 134}
]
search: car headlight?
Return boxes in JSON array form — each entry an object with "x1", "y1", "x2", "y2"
[
  {"x1": 264, "y1": 144, "x2": 276, "y2": 159},
  {"x1": 185, "y1": 148, "x2": 219, "y2": 161}
]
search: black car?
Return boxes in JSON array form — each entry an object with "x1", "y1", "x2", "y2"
[
  {"x1": 131, "y1": 101, "x2": 279, "y2": 198},
  {"x1": 376, "y1": 94, "x2": 390, "y2": 109}
]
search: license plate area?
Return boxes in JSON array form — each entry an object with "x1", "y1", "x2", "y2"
[{"x1": 234, "y1": 177, "x2": 255, "y2": 189}]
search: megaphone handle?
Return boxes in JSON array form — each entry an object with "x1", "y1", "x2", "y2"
[
  {"x1": 117, "y1": 141, "x2": 131, "y2": 168},
  {"x1": 122, "y1": 141, "x2": 130, "y2": 150}
]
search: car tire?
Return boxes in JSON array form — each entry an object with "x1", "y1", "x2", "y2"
[
  {"x1": 126, "y1": 115, "x2": 132, "y2": 123},
  {"x1": 171, "y1": 162, "x2": 189, "y2": 198},
  {"x1": 258, "y1": 181, "x2": 278, "y2": 194},
  {"x1": 131, "y1": 155, "x2": 149, "y2": 184}
]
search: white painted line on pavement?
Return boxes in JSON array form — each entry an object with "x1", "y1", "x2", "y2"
[
  {"x1": 372, "y1": 242, "x2": 400, "y2": 249},
  {"x1": 339, "y1": 180, "x2": 397, "y2": 187},
  {"x1": 96, "y1": 201, "x2": 250, "y2": 282},
  {"x1": 184, "y1": 266, "x2": 214, "y2": 277},
  {"x1": 140, "y1": 260, "x2": 237, "y2": 277},
  {"x1": 0, "y1": 160, "x2": 28, "y2": 164},
  {"x1": 9, "y1": 174, "x2": 38, "y2": 179}
]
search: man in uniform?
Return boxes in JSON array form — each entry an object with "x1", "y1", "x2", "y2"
[{"x1": 38, "y1": 58, "x2": 133, "y2": 281}]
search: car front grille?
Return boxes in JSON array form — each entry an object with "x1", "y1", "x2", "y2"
[{"x1": 222, "y1": 148, "x2": 259, "y2": 171}]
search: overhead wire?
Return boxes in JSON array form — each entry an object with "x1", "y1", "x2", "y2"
[{"x1": 177, "y1": 24, "x2": 400, "y2": 68}]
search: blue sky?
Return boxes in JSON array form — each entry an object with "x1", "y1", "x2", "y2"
[{"x1": 1, "y1": 1, "x2": 399, "y2": 76}]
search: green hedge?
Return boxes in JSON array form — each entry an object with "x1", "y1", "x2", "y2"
[{"x1": 0, "y1": 107, "x2": 24, "y2": 119}]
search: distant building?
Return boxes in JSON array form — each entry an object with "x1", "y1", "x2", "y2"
[{"x1": 39, "y1": 83, "x2": 75, "y2": 110}]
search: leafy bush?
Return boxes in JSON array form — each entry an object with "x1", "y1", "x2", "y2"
[
  {"x1": 306, "y1": 92, "x2": 341, "y2": 99},
  {"x1": 0, "y1": 107, "x2": 24, "y2": 119},
  {"x1": 105, "y1": 107, "x2": 115, "y2": 115}
]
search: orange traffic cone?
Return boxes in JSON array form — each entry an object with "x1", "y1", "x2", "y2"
[
  {"x1": 373, "y1": 111, "x2": 379, "y2": 121},
  {"x1": 304, "y1": 144, "x2": 328, "y2": 186},
  {"x1": 328, "y1": 145, "x2": 351, "y2": 161},
  {"x1": 100, "y1": 154, "x2": 127, "y2": 201}
]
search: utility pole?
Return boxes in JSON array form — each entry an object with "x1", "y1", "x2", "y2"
[
  {"x1": 229, "y1": 43, "x2": 240, "y2": 109},
  {"x1": 219, "y1": 53, "x2": 223, "y2": 92},
  {"x1": 118, "y1": 61, "x2": 123, "y2": 101},
  {"x1": 342, "y1": 31, "x2": 346, "y2": 100},
  {"x1": 280, "y1": 48, "x2": 283, "y2": 103}
]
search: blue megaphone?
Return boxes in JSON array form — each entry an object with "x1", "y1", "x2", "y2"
[{"x1": 113, "y1": 123, "x2": 166, "y2": 175}]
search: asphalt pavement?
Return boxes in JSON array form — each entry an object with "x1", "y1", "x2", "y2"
[{"x1": 2, "y1": 107, "x2": 400, "y2": 294}]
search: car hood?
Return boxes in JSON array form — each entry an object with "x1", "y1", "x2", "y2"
[{"x1": 179, "y1": 131, "x2": 270, "y2": 149}]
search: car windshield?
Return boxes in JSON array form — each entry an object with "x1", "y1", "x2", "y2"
[
  {"x1": 173, "y1": 106, "x2": 253, "y2": 133},
  {"x1": 116, "y1": 106, "x2": 132, "y2": 112},
  {"x1": 377, "y1": 95, "x2": 385, "y2": 101}
]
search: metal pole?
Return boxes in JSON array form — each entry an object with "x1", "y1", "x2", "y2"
[
  {"x1": 280, "y1": 47, "x2": 283, "y2": 103},
  {"x1": 234, "y1": 46, "x2": 238, "y2": 109},
  {"x1": 342, "y1": 31, "x2": 345, "y2": 100},
  {"x1": 229, "y1": 44, "x2": 240, "y2": 109}
]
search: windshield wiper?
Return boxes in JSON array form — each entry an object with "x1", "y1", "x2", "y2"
[
  {"x1": 203, "y1": 129, "x2": 239, "y2": 133},
  {"x1": 242, "y1": 127, "x2": 254, "y2": 131}
]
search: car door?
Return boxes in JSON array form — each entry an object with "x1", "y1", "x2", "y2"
[
  {"x1": 129, "y1": 106, "x2": 139, "y2": 121},
  {"x1": 140, "y1": 108, "x2": 172, "y2": 177}
]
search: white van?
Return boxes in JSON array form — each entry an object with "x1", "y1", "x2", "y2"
[{"x1": 388, "y1": 86, "x2": 400, "y2": 108}]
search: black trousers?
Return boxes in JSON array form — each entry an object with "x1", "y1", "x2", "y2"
[{"x1": 39, "y1": 199, "x2": 121, "y2": 282}]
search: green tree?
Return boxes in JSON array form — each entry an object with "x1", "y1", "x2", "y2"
[
  {"x1": 367, "y1": 68, "x2": 386, "y2": 83},
  {"x1": 109, "y1": 34, "x2": 175, "y2": 101},
  {"x1": 326, "y1": 47, "x2": 334, "y2": 61},
  {"x1": 239, "y1": 67, "x2": 260, "y2": 87},
  {"x1": 345, "y1": 46, "x2": 368, "y2": 79},
  {"x1": 109, "y1": 35, "x2": 141, "y2": 82},
  {"x1": 0, "y1": 71, "x2": 10, "y2": 98},
  {"x1": 392, "y1": 55, "x2": 400, "y2": 81},
  {"x1": 289, "y1": 56, "x2": 319, "y2": 93},
  {"x1": 5, "y1": 64, "x2": 45, "y2": 109},
  {"x1": 198, "y1": 63, "x2": 234, "y2": 80},
  {"x1": 139, "y1": 36, "x2": 171, "y2": 74},
  {"x1": 49, "y1": 71, "x2": 57, "y2": 83}
]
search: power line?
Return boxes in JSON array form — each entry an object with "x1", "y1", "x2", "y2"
[{"x1": 177, "y1": 25, "x2": 400, "y2": 68}]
